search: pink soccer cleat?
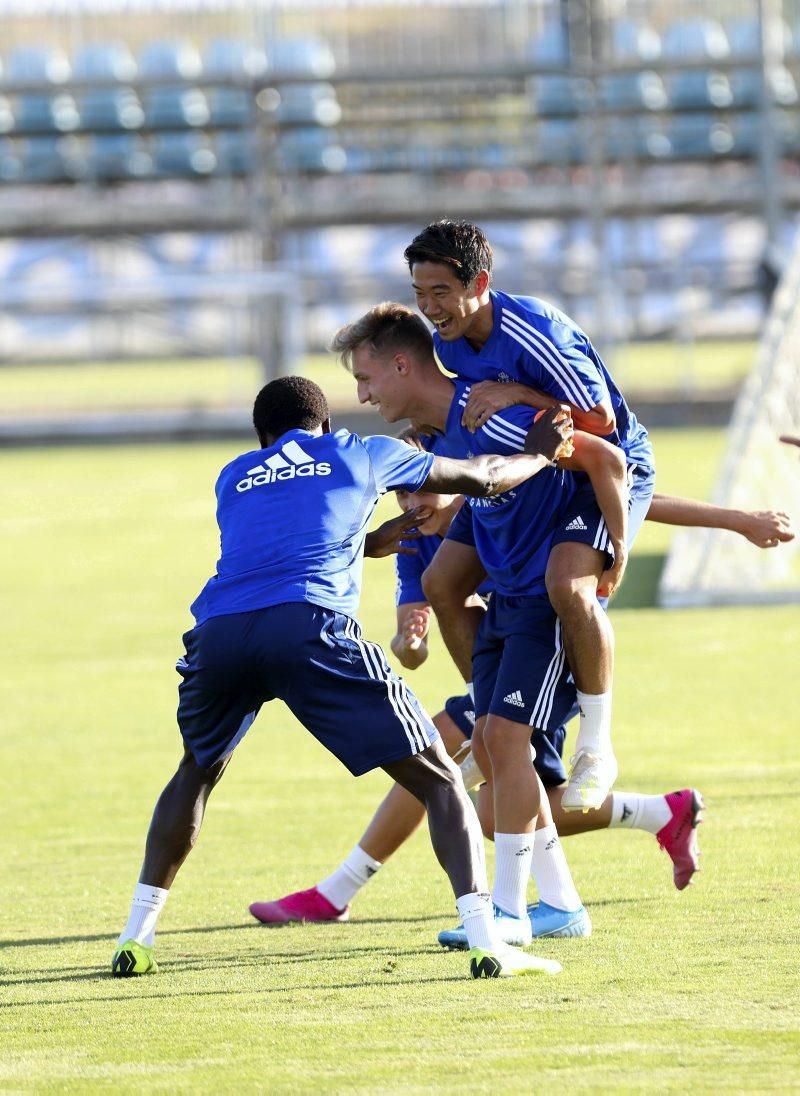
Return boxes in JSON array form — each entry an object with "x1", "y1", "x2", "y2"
[
  {"x1": 249, "y1": 886, "x2": 349, "y2": 925},
  {"x1": 656, "y1": 789, "x2": 704, "y2": 890}
]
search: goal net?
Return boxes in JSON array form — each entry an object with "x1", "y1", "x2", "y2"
[{"x1": 658, "y1": 231, "x2": 800, "y2": 608}]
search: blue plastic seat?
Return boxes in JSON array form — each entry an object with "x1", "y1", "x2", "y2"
[
  {"x1": 278, "y1": 127, "x2": 346, "y2": 172},
  {"x1": 137, "y1": 41, "x2": 208, "y2": 129},
  {"x1": 214, "y1": 129, "x2": 255, "y2": 175},
  {"x1": 71, "y1": 42, "x2": 143, "y2": 131},
  {"x1": 151, "y1": 131, "x2": 216, "y2": 176},
  {"x1": 661, "y1": 20, "x2": 732, "y2": 109},
  {"x1": 85, "y1": 133, "x2": 151, "y2": 180},
  {"x1": 727, "y1": 19, "x2": 798, "y2": 107},
  {"x1": 599, "y1": 20, "x2": 667, "y2": 111},
  {"x1": 266, "y1": 38, "x2": 336, "y2": 78},
  {"x1": 535, "y1": 118, "x2": 584, "y2": 164},
  {"x1": 665, "y1": 114, "x2": 733, "y2": 159},
  {"x1": 203, "y1": 38, "x2": 266, "y2": 79},
  {"x1": 275, "y1": 83, "x2": 340, "y2": 126},
  {"x1": 18, "y1": 135, "x2": 73, "y2": 181},
  {"x1": 528, "y1": 23, "x2": 580, "y2": 116},
  {"x1": 6, "y1": 46, "x2": 77, "y2": 134}
]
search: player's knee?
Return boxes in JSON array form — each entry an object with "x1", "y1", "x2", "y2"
[
  {"x1": 421, "y1": 562, "x2": 452, "y2": 609},
  {"x1": 545, "y1": 569, "x2": 596, "y2": 616}
]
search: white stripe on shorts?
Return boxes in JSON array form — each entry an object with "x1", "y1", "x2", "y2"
[{"x1": 529, "y1": 618, "x2": 565, "y2": 730}]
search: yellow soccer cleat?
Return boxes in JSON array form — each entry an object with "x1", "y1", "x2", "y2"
[
  {"x1": 469, "y1": 946, "x2": 561, "y2": 979},
  {"x1": 112, "y1": 939, "x2": 158, "y2": 977}
]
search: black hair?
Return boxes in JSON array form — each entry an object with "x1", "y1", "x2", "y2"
[
  {"x1": 252, "y1": 375, "x2": 329, "y2": 443},
  {"x1": 403, "y1": 220, "x2": 493, "y2": 287}
]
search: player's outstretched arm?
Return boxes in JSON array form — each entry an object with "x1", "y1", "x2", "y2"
[
  {"x1": 390, "y1": 602, "x2": 432, "y2": 669},
  {"x1": 461, "y1": 379, "x2": 614, "y2": 437},
  {"x1": 646, "y1": 494, "x2": 796, "y2": 549},
  {"x1": 560, "y1": 431, "x2": 629, "y2": 597},
  {"x1": 423, "y1": 407, "x2": 573, "y2": 497}
]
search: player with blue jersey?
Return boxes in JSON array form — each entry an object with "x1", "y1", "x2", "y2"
[
  {"x1": 330, "y1": 304, "x2": 626, "y2": 945},
  {"x1": 404, "y1": 219, "x2": 657, "y2": 811},
  {"x1": 111, "y1": 375, "x2": 577, "y2": 981}
]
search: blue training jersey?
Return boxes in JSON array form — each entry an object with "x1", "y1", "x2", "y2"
[
  {"x1": 434, "y1": 288, "x2": 654, "y2": 473},
  {"x1": 440, "y1": 381, "x2": 576, "y2": 597},
  {"x1": 395, "y1": 523, "x2": 494, "y2": 605},
  {"x1": 190, "y1": 428, "x2": 434, "y2": 626}
]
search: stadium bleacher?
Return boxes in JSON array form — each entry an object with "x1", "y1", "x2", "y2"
[{"x1": 0, "y1": 2, "x2": 797, "y2": 365}]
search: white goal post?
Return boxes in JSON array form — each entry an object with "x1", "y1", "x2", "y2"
[{"x1": 658, "y1": 231, "x2": 800, "y2": 608}]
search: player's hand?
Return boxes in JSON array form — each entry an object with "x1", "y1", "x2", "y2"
[
  {"x1": 739, "y1": 509, "x2": 795, "y2": 548},
  {"x1": 401, "y1": 608, "x2": 430, "y2": 651},
  {"x1": 461, "y1": 381, "x2": 525, "y2": 432},
  {"x1": 597, "y1": 539, "x2": 628, "y2": 599},
  {"x1": 364, "y1": 506, "x2": 433, "y2": 558},
  {"x1": 524, "y1": 405, "x2": 574, "y2": 462}
]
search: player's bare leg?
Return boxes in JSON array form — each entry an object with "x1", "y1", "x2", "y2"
[
  {"x1": 113, "y1": 748, "x2": 230, "y2": 975},
  {"x1": 250, "y1": 711, "x2": 471, "y2": 924},
  {"x1": 421, "y1": 540, "x2": 487, "y2": 681},
  {"x1": 545, "y1": 541, "x2": 617, "y2": 811}
]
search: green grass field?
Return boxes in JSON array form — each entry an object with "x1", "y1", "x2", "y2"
[{"x1": 2, "y1": 428, "x2": 799, "y2": 1092}]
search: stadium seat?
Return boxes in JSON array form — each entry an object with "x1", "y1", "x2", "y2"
[
  {"x1": 18, "y1": 135, "x2": 76, "y2": 182},
  {"x1": 535, "y1": 118, "x2": 584, "y2": 164},
  {"x1": 151, "y1": 131, "x2": 216, "y2": 176},
  {"x1": 214, "y1": 129, "x2": 255, "y2": 175},
  {"x1": 266, "y1": 38, "x2": 336, "y2": 78},
  {"x1": 138, "y1": 41, "x2": 209, "y2": 128},
  {"x1": 599, "y1": 20, "x2": 667, "y2": 111},
  {"x1": 0, "y1": 136, "x2": 21, "y2": 181},
  {"x1": 71, "y1": 43, "x2": 143, "y2": 131},
  {"x1": 527, "y1": 22, "x2": 581, "y2": 116},
  {"x1": 203, "y1": 39, "x2": 263, "y2": 127},
  {"x1": 278, "y1": 126, "x2": 346, "y2": 172},
  {"x1": 6, "y1": 46, "x2": 78, "y2": 134},
  {"x1": 275, "y1": 83, "x2": 341, "y2": 126},
  {"x1": 665, "y1": 114, "x2": 734, "y2": 159},
  {"x1": 661, "y1": 19, "x2": 733, "y2": 110},
  {"x1": 85, "y1": 133, "x2": 151, "y2": 180},
  {"x1": 727, "y1": 18, "x2": 798, "y2": 107}
]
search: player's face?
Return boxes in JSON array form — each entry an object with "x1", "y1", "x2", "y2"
[
  {"x1": 351, "y1": 345, "x2": 410, "y2": 423},
  {"x1": 410, "y1": 261, "x2": 483, "y2": 342},
  {"x1": 396, "y1": 488, "x2": 462, "y2": 536}
]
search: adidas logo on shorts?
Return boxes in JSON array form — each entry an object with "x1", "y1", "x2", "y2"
[
  {"x1": 236, "y1": 440, "x2": 331, "y2": 493},
  {"x1": 565, "y1": 515, "x2": 588, "y2": 531},
  {"x1": 503, "y1": 690, "x2": 525, "y2": 708}
]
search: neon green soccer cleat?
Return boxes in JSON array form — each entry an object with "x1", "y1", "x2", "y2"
[
  {"x1": 469, "y1": 946, "x2": 562, "y2": 979},
  {"x1": 112, "y1": 939, "x2": 158, "y2": 977}
]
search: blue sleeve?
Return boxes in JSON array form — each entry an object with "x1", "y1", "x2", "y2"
[
  {"x1": 362, "y1": 435, "x2": 435, "y2": 494},
  {"x1": 444, "y1": 502, "x2": 475, "y2": 547},
  {"x1": 395, "y1": 549, "x2": 426, "y2": 606},
  {"x1": 514, "y1": 319, "x2": 608, "y2": 413}
]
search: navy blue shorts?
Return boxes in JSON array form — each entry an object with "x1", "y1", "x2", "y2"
[
  {"x1": 472, "y1": 592, "x2": 578, "y2": 787},
  {"x1": 443, "y1": 690, "x2": 568, "y2": 787},
  {"x1": 550, "y1": 463, "x2": 656, "y2": 560},
  {"x1": 176, "y1": 603, "x2": 438, "y2": 775}
]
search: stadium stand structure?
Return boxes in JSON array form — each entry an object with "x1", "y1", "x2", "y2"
[
  {"x1": 0, "y1": 0, "x2": 798, "y2": 389},
  {"x1": 659, "y1": 223, "x2": 800, "y2": 607}
]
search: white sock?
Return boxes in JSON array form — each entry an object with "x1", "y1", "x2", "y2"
[
  {"x1": 456, "y1": 891, "x2": 496, "y2": 950},
  {"x1": 575, "y1": 690, "x2": 613, "y2": 755},
  {"x1": 492, "y1": 832, "x2": 534, "y2": 919},
  {"x1": 465, "y1": 681, "x2": 474, "y2": 702},
  {"x1": 530, "y1": 824, "x2": 583, "y2": 912},
  {"x1": 317, "y1": 845, "x2": 382, "y2": 910},
  {"x1": 118, "y1": 882, "x2": 169, "y2": 947},
  {"x1": 610, "y1": 792, "x2": 672, "y2": 834}
]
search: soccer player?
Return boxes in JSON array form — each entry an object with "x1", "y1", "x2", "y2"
[
  {"x1": 318, "y1": 303, "x2": 626, "y2": 945},
  {"x1": 111, "y1": 375, "x2": 574, "y2": 980},
  {"x1": 252, "y1": 451, "x2": 793, "y2": 931},
  {"x1": 404, "y1": 219, "x2": 657, "y2": 811}
]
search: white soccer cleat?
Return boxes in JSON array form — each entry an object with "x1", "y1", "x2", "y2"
[
  {"x1": 562, "y1": 747, "x2": 618, "y2": 812},
  {"x1": 469, "y1": 945, "x2": 562, "y2": 979}
]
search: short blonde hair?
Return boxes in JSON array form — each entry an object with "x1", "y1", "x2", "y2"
[{"x1": 330, "y1": 301, "x2": 433, "y2": 371}]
